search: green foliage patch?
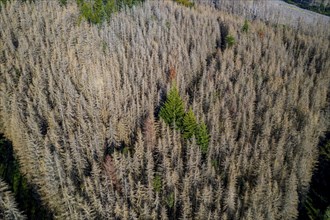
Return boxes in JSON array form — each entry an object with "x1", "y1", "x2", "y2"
[
  {"x1": 153, "y1": 175, "x2": 162, "y2": 193},
  {"x1": 159, "y1": 85, "x2": 185, "y2": 130},
  {"x1": 166, "y1": 192, "x2": 175, "y2": 208},
  {"x1": 160, "y1": 84, "x2": 210, "y2": 154},
  {"x1": 242, "y1": 20, "x2": 249, "y2": 33},
  {"x1": 183, "y1": 108, "x2": 198, "y2": 139},
  {"x1": 77, "y1": 0, "x2": 145, "y2": 24},
  {"x1": 225, "y1": 34, "x2": 235, "y2": 48},
  {"x1": 196, "y1": 122, "x2": 210, "y2": 154},
  {"x1": 173, "y1": 0, "x2": 194, "y2": 8}
]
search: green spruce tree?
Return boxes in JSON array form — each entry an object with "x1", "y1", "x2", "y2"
[
  {"x1": 196, "y1": 122, "x2": 209, "y2": 154},
  {"x1": 183, "y1": 108, "x2": 198, "y2": 139},
  {"x1": 225, "y1": 34, "x2": 235, "y2": 48},
  {"x1": 159, "y1": 85, "x2": 185, "y2": 130},
  {"x1": 94, "y1": 0, "x2": 105, "y2": 22},
  {"x1": 104, "y1": 0, "x2": 117, "y2": 19},
  {"x1": 242, "y1": 20, "x2": 249, "y2": 33}
]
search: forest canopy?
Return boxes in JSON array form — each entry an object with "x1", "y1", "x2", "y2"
[{"x1": 0, "y1": 0, "x2": 329, "y2": 219}]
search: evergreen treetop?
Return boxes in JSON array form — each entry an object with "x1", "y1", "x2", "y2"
[
  {"x1": 159, "y1": 85, "x2": 185, "y2": 130},
  {"x1": 196, "y1": 122, "x2": 210, "y2": 154},
  {"x1": 183, "y1": 108, "x2": 198, "y2": 139}
]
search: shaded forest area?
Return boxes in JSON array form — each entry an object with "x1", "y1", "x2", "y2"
[
  {"x1": 0, "y1": 135, "x2": 53, "y2": 219},
  {"x1": 298, "y1": 132, "x2": 330, "y2": 219},
  {"x1": 0, "y1": 0, "x2": 329, "y2": 219}
]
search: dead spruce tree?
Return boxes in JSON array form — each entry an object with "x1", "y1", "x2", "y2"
[{"x1": 0, "y1": 179, "x2": 26, "y2": 220}]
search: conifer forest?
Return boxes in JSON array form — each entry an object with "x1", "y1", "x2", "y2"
[{"x1": 0, "y1": 0, "x2": 329, "y2": 219}]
